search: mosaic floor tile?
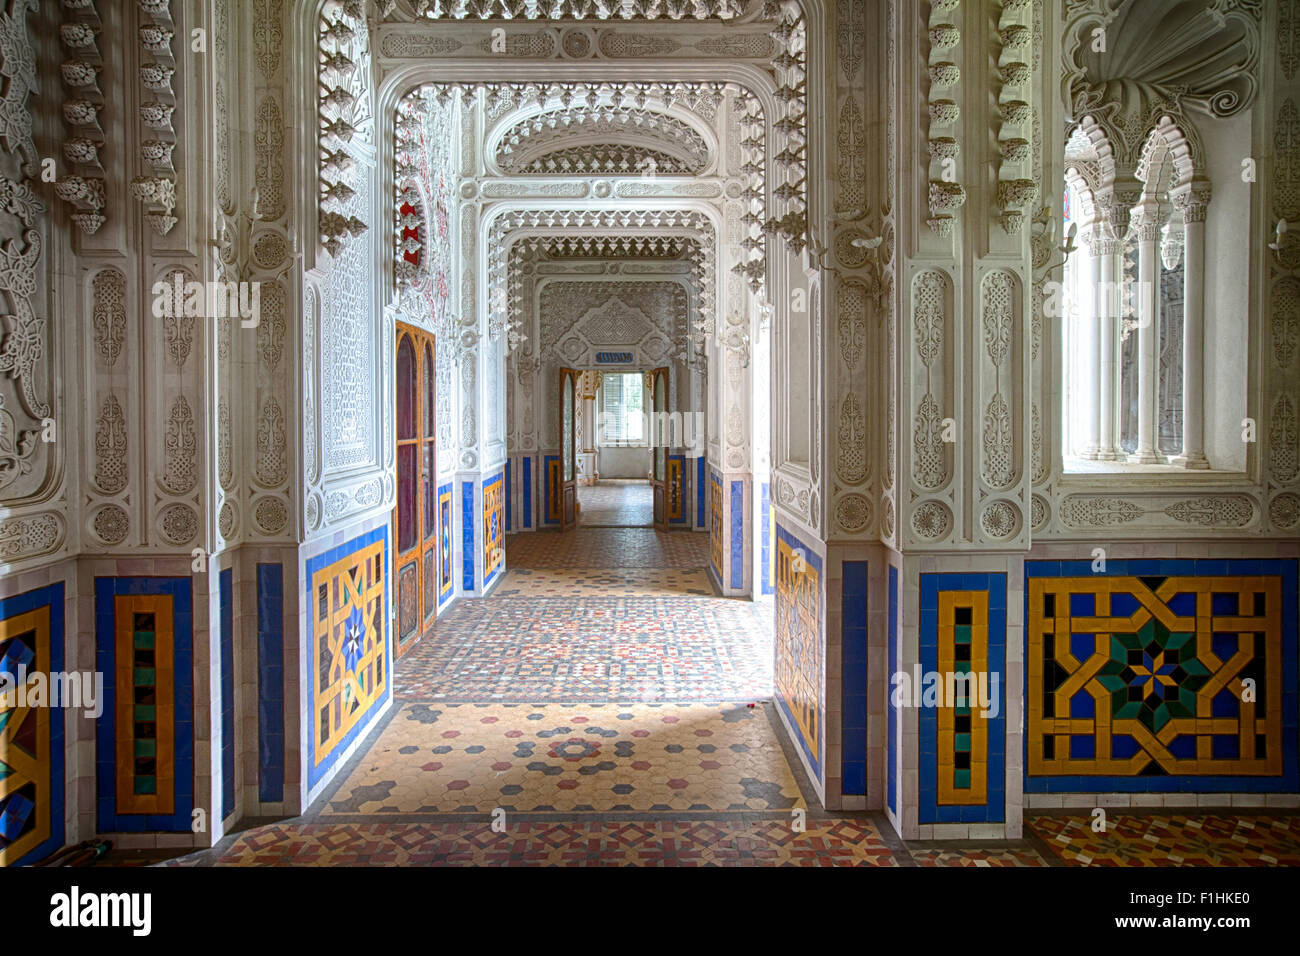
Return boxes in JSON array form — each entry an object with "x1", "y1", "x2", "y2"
[
  {"x1": 493, "y1": 568, "x2": 714, "y2": 598},
  {"x1": 505, "y1": 528, "x2": 710, "y2": 570},
  {"x1": 577, "y1": 480, "x2": 653, "y2": 527},
  {"x1": 322, "y1": 702, "x2": 796, "y2": 814},
  {"x1": 166, "y1": 818, "x2": 899, "y2": 867},
  {"x1": 396, "y1": 595, "x2": 772, "y2": 701},
  {"x1": 1027, "y1": 812, "x2": 1300, "y2": 866},
  {"x1": 908, "y1": 846, "x2": 1051, "y2": 867}
]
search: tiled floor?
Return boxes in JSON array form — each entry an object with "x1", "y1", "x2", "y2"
[
  {"x1": 578, "y1": 479, "x2": 652, "y2": 527},
  {"x1": 323, "y1": 702, "x2": 798, "y2": 815},
  {"x1": 504, "y1": 527, "x2": 709, "y2": 569},
  {"x1": 396, "y1": 526, "x2": 768, "y2": 702},
  {"x1": 151, "y1": 523, "x2": 1300, "y2": 868},
  {"x1": 1026, "y1": 811, "x2": 1300, "y2": 866}
]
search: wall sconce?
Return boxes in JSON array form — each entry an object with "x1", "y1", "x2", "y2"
[
  {"x1": 1268, "y1": 219, "x2": 1292, "y2": 266},
  {"x1": 1037, "y1": 211, "x2": 1077, "y2": 282}
]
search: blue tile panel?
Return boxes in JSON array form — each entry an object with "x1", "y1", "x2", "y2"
[
  {"x1": 887, "y1": 565, "x2": 898, "y2": 816},
  {"x1": 95, "y1": 576, "x2": 195, "y2": 833},
  {"x1": 1023, "y1": 558, "x2": 1299, "y2": 793},
  {"x1": 774, "y1": 523, "x2": 823, "y2": 782},
  {"x1": 256, "y1": 563, "x2": 284, "y2": 803},
  {"x1": 461, "y1": 480, "x2": 475, "y2": 592},
  {"x1": 760, "y1": 482, "x2": 773, "y2": 596},
  {"x1": 696, "y1": 456, "x2": 706, "y2": 528},
  {"x1": 729, "y1": 480, "x2": 744, "y2": 590},
  {"x1": 0, "y1": 583, "x2": 65, "y2": 865},
  {"x1": 918, "y1": 572, "x2": 1007, "y2": 824},
  {"x1": 841, "y1": 561, "x2": 868, "y2": 797},
  {"x1": 437, "y1": 481, "x2": 454, "y2": 604},
  {"x1": 219, "y1": 568, "x2": 235, "y2": 820},
  {"x1": 304, "y1": 526, "x2": 390, "y2": 791},
  {"x1": 505, "y1": 458, "x2": 512, "y2": 532},
  {"x1": 522, "y1": 457, "x2": 532, "y2": 529}
]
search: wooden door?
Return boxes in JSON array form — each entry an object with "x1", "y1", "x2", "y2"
[
  {"x1": 394, "y1": 323, "x2": 437, "y2": 658},
  {"x1": 649, "y1": 366, "x2": 670, "y2": 531},
  {"x1": 558, "y1": 367, "x2": 578, "y2": 530}
]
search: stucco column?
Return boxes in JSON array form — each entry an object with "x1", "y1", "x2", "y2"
[
  {"x1": 1130, "y1": 206, "x2": 1163, "y2": 463},
  {"x1": 1078, "y1": 227, "x2": 1105, "y2": 459},
  {"x1": 1170, "y1": 190, "x2": 1210, "y2": 469},
  {"x1": 1094, "y1": 231, "x2": 1122, "y2": 460}
]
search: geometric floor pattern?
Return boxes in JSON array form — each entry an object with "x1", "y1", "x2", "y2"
[
  {"x1": 166, "y1": 819, "x2": 902, "y2": 867},
  {"x1": 503, "y1": 527, "x2": 711, "y2": 569},
  {"x1": 166, "y1": 811, "x2": 1300, "y2": 867},
  {"x1": 395, "y1": 595, "x2": 774, "y2": 702},
  {"x1": 577, "y1": 479, "x2": 652, "y2": 527},
  {"x1": 322, "y1": 702, "x2": 800, "y2": 815},
  {"x1": 1025, "y1": 811, "x2": 1300, "y2": 866},
  {"x1": 397, "y1": 523, "x2": 769, "y2": 703}
]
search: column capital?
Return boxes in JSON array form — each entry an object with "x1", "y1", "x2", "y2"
[
  {"x1": 1083, "y1": 224, "x2": 1123, "y2": 257},
  {"x1": 1172, "y1": 183, "x2": 1212, "y2": 222}
]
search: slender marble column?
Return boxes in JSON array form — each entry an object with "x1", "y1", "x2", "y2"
[
  {"x1": 1130, "y1": 206, "x2": 1163, "y2": 463},
  {"x1": 1079, "y1": 227, "x2": 1104, "y2": 459},
  {"x1": 1170, "y1": 191, "x2": 1210, "y2": 469},
  {"x1": 1094, "y1": 229, "x2": 1122, "y2": 460}
]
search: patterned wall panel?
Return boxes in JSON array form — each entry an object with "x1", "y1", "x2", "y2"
[
  {"x1": 219, "y1": 568, "x2": 235, "y2": 820},
  {"x1": 710, "y1": 468, "x2": 724, "y2": 584},
  {"x1": 306, "y1": 529, "x2": 389, "y2": 791},
  {"x1": 257, "y1": 563, "x2": 284, "y2": 803},
  {"x1": 668, "y1": 454, "x2": 686, "y2": 523},
  {"x1": 483, "y1": 470, "x2": 504, "y2": 587},
  {"x1": 544, "y1": 455, "x2": 561, "y2": 525},
  {"x1": 919, "y1": 573, "x2": 1007, "y2": 824},
  {"x1": 505, "y1": 460, "x2": 511, "y2": 532},
  {"x1": 841, "y1": 561, "x2": 868, "y2": 797},
  {"x1": 760, "y1": 482, "x2": 774, "y2": 595},
  {"x1": 729, "y1": 480, "x2": 744, "y2": 590},
  {"x1": 1025, "y1": 559, "x2": 1299, "y2": 792},
  {"x1": 775, "y1": 525, "x2": 823, "y2": 780},
  {"x1": 0, "y1": 584, "x2": 64, "y2": 866},
  {"x1": 438, "y1": 483, "x2": 453, "y2": 602},
  {"x1": 95, "y1": 578, "x2": 194, "y2": 832},
  {"x1": 522, "y1": 457, "x2": 532, "y2": 529},
  {"x1": 461, "y1": 481, "x2": 475, "y2": 592},
  {"x1": 696, "y1": 457, "x2": 706, "y2": 528},
  {"x1": 887, "y1": 566, "x2": 898, "y2": 816}
]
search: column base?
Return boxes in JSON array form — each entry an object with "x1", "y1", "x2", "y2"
[
  {"x1": 1168, "y1": 452, "x2": 1210, "y2": 470},
  {"x1": 1128, "y1": 449, "x2": 1166, "y2": 465}
]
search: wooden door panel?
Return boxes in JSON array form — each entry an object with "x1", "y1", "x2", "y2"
[
  {"x1": 650, "y1": 366, "x2": 670, "y2": 532},
  {"x1": 559, "y1": 368, "x2": 578, "y2": 531},
  {"x1": 395, "y1": 323, "x2": 437, "y2": 657}
]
